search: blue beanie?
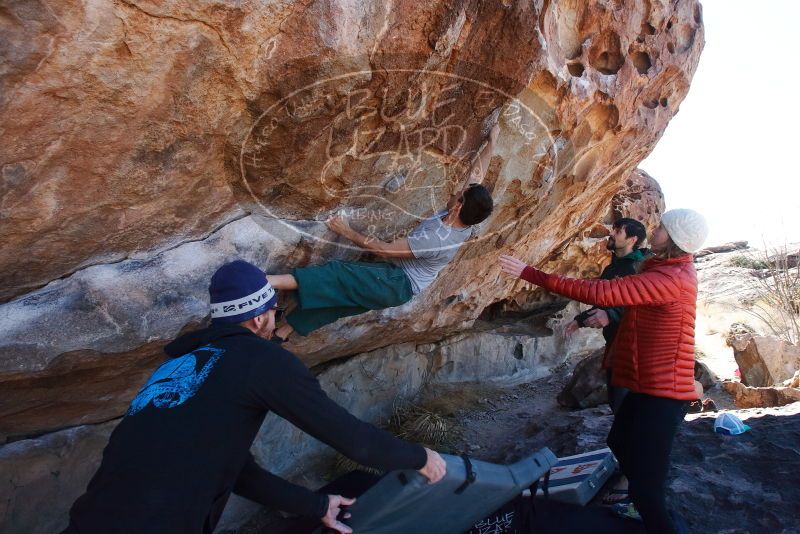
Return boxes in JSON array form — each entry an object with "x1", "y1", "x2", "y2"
[{"x1": 209, "y1": 260, "x2": 278, "y2": 324}]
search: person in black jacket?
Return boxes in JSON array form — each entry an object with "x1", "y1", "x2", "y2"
[
  {"x1": 563, "y1": 218, "x2": 649, "y2": 504},
  {"x1": 62, "y1": 260, "x2": 446, "y2": 534}
]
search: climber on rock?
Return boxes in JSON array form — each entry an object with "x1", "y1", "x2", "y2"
[
  {"x1": 267, "y1": 124, "x2": 498, "y2": 343},
  {"x1": 62, "y1": 260, "x2": 447, "y2": 534}
]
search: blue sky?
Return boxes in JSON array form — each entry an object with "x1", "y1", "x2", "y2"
[{"x1": 641, "y1": 0, "x2": 800, "y2": 247}]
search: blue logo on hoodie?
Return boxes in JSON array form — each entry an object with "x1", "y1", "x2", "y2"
[{"x1": 128, "y1": 345, "x2": 224, "y2": 416}]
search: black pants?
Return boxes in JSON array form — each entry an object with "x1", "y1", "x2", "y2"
[
  {"x1": 606, "y1": 392, "x2": 688, "y2": 534},
  {"x1": 606, "y1": 368, "x2": 629, "y2": 414}
]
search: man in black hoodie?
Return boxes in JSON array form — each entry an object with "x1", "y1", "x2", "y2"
[{"x1": 62, "y1": 260, "x2": 445, "y2": 534}]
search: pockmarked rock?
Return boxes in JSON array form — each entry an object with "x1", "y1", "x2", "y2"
[
  {"x1": 1, "y1": 0, "x2": 700, "y2": 444},
  {"x1": 1, "y1": 1, "x2": 704, "y2": 530}
]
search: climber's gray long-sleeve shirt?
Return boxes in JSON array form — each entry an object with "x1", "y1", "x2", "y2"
[{"x1": 64, "y1": 324, "x2": 426, "y2": 534}]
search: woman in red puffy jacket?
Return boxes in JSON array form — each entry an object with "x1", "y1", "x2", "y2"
[{"x1": 499, "y1": 209, "x2": 708, "y2": 534}]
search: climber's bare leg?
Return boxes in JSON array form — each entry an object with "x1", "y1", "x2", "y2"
[{"x1": 267, "y1": 274, "x2": 298, "y2": 290}]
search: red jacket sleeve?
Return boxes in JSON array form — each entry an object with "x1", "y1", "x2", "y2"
[{"x1": 520, "y1": 265, "x2": 682, "y2": 307}]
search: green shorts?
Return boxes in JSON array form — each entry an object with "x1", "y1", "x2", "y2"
[{"x1": 286, "y1": 260, "x2": 413, "y2": 336}]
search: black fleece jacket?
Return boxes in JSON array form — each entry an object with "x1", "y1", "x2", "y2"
[
  {"x1": 64, "y1": 324, "x2": 426, "y2": 534},
  {"x1": 573, "y1": 248, "x2": 650, "y2": 344}
]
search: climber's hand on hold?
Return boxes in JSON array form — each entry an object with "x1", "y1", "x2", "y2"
[{"x1": 326, "y1": 215, "x2": 351, "y2": 237}]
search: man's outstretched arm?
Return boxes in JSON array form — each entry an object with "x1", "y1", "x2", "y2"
[
  {"x1": 326, "y1": 216, "x2": 415, "y2": 259},
  {"x1": 234, "y1": 454, "x2": 358, "y2": 534},
  {"x1": 233, "y1": 453, "x2": 329, "y2": 518},
  {"x1": 246, "y1": 345, "x2": 444, "y2": 479}
]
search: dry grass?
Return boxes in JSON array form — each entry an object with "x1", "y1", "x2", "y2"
[
  {"x1": 388, "y1": 404, "x2": 461, "y2": 451},
  {"x1": 328, "y1": 384, "x2": 493, "y2": 478},
  {"x1": 331, "y1": 454, "x2": 383, "y2": 477}
]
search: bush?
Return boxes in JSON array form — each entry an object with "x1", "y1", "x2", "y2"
[
  {"x1": 729, "y1": 255, "x2": 769, "y2": 270},
  {"x1": 739, "y1": 246, "x2": 800, "y2": 344}
]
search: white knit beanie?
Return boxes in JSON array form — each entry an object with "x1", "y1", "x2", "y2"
[{"x1": 660, "y1": 209, "x2": 709, "y2": 254}]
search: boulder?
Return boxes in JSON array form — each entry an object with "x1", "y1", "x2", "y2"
[
  {"x1": 694, "y1": 359, "x2": 718, "y2": 390},
  {"x1": 722, "y1": 381, "x2": 800, "y2": 409},
  {"x1": 726, "y1": 333, "x2": 800, "y2": 387},
  {"x1": 695, "y1": 241, "x2": 749, "y2": 258},
  {"x1": 0, "y1": 0, "x2": 705, "y2": 529},
  {"x1": 557, "y1": 349, "x2": 607, "y2": 409},
  {"x1": 0, "y1": 0, "x2": 702, "y2": 443}
]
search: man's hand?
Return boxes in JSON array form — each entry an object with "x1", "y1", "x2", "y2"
[
  {"x1": 498, "y1": 255, "x2": 528, "y2": 278},
  {"x1": 417, "y1": 447, "x2": 446, "y2": 483},
  {"x1": 563, "y1": 320, "x2": 580, "y2": 337},
  {"x1": 326, "y1": 215, "x2": 352, "y2": 237},
  {"x1": 321, "y1": 495, "x2": 355, "y2": 534},
  {"x1": 584, "y1": 309, "x2": 610, "y2": 328}
]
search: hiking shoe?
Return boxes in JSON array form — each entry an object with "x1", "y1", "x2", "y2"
[{"x1": 610, "y1": 502, "x2": 641, "y2": 521}]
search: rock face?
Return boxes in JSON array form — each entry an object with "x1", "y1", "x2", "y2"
[
  {"x1": 0, "y1": 421, "x2": 118, "y2": 534},
  {"x1": 0, "y1": 0, "x2": 697, "y2": 444},
  {"x1": 727, "y1": 333, "x2": 800, "y2": 387}
]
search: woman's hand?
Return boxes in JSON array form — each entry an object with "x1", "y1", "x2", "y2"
[{"x1": 498, "y1": 255, "x2": 529, "y2": 278}]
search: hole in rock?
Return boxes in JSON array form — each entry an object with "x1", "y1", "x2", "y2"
[
  {"x1": 588, "y1": 31, "x2": 623, "y2": 75},
  {"x1": 477, "y1": 299, "x2": 565, "y2": 335},
  {"x1": 643, "y1": 21, "x2": 656, "y2": 35},
  {"x1": 567, "y1": 62, "x2": 585, "y2": 77},
  {"x1": 667, "y1": 42, "x2": 675, "y2": 54},
  {"x1": 666, "y1": 20, "x2": 673, "y2": 31},
  {"x1": 631, "y1": 51, "x2": 651, "y2": 74},
  {"x1": 643, "y1": 99, "x2": 659, "y2": 109},
  {"x1": 659, "y1": 97, "x2": 669, "y2": 107}
]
